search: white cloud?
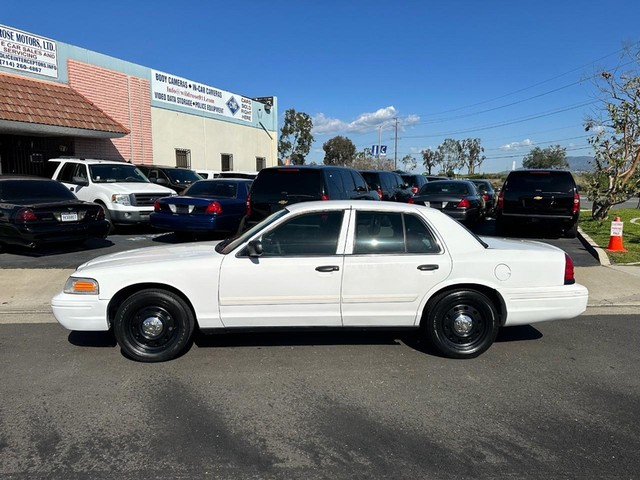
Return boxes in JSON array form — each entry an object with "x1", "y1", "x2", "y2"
[
  {"x1": 312, "y1": 107, "x2": 420, "y2": 135},
  {"x1": 500, "y1": 138, "x2": 534, "y2": 151}
]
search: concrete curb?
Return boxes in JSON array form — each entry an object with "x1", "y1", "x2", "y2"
[{"x1": 577, "y1": 227, "x2": 610, "y2": 266}]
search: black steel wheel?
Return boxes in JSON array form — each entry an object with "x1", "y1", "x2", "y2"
[
  {"x1": 424, "y1": 289, "x2": 499, "y2": 359},
  {"x1": 113, "y1": 289, "x2": 195, "y2": 362}
]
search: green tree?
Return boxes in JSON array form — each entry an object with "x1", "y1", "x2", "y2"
[
  {"x1": 522, "y1": 145, "x2": 568, "y2": 169},
  {"x1": 437, "y1": 138, "x2": 464, "y2": 176},
  {"x1": 400, "y1": 154, "x2": 417, "y2": 172},
  {"x1": 585, "y1": 48, "x2": 640, "y2": 219},
  {"x1": 461, "y1": 138, "x2": 485, "y2": 175},
  {"x1": 322, "y1": 136, "x2": 357, "y2": 166},
  {"x1": 278, "y1": 109, "x2": 314, "y2": 165},
  {"x1": 421, "y1": 148, "x2": 443, "y2": 175}
]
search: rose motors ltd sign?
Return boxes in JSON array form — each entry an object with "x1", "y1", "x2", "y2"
[{"x1": 0, "y1": 24, "x2": 57, "y2": 78}]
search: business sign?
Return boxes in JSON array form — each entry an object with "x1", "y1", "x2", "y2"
[
  {"x1": 151, "y1": 70, "x2": 252, "y2": 123},
  {"x1": 0, "y1": 25, "x2": 58, "y2": 78},
  {"x1": 371, "y1": 145, "x2": 387, "y2": 156}
]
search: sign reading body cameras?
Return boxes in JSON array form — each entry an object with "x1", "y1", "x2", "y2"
[
  {"x1": 0, "y1": 25, "x2": 58, "y2": 78},
  {"x1": 151, "y1": 69, "x2": 252, "y2": 124}
]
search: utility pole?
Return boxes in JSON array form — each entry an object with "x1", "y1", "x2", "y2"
[
  {"x1": 377, "y1": 125, "x2": 382, "y2": 168},
  {"x1": 393, "y1": 117, "x2": 398, "y2": 170}
]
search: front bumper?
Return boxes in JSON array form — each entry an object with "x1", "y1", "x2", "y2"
[
  {"x1": 51, "y1": 291, "x2": 110, "y2": 331},
  {"x1": 109, "y1": 208, "x2": 154, "y2": 225}
]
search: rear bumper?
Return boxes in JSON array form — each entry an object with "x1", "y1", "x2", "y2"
[
  {"x1": 150, "y1": 212, "x2": 220, "y2": 232},
  {"x1": 501, "y1": 283, "x2": 589, "y2": 326},
  {"x1": 1, "y1": 221, "x2": 110, "y2": 247}
]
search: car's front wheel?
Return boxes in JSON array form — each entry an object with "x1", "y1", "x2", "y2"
[
  {"x1": 113, "y1": 289, "x2": 195, "y2": 362},
  {"x1": 424, "y1": 289, "x2": 499, "y2": 359}
]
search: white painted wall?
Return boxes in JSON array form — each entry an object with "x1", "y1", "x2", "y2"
[{"x1": 151, "y1": 108, "x2": 277, "y2": 171}]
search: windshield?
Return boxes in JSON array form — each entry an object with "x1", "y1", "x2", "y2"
[
  {"x1": 165, "y1": 169, "x2": 203, "y2": 184},
  {"x1": 89, "y1": 164, "x2": 149, "y2": 183},
  {"x1": 216, "y1": 209, "x2": 288, "y2": 254}
]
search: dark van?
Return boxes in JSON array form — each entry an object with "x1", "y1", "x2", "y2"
[
  {"x1": 495, "y1": 169, "x2": 580, "y2": 237},
  {"x1": 241, "y1": 165, "x2": 378, "y2": 230}
]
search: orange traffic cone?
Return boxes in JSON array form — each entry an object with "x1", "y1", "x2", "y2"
[{"x1": 606, "y1": 216, "x2": 627, "y2": 252}]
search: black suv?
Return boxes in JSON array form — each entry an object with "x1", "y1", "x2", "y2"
[
  {"x1": 359, "y1": 170, "x2": 413, "y2": 202},
  {"x1": 495, "y1": 169, "x2": 580, "y2": 237},
  {"x1": 396, "y1": 171, "x2": 428, "y2": 195},
  {"x1": 136, "y1": 165, "x2": 203, "y2": 194},
  {"x1": 241, "y1": 165, "x2": 378, "y2": 230}
]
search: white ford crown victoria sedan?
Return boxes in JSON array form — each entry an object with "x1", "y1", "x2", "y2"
[{"x1": 52, "y1": 201, "x2": 588, "y2": 362}]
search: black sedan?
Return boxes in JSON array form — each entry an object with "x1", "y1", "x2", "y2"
[
  {"x1": 150, "y1": 178, "x2": 252, "y2": 237},
  {"x1": 0, "y1": 176, "x2": 110, "y2": 251},
  {"x1": 410, "y1": 180, "x2": 485, "y2": 225}
]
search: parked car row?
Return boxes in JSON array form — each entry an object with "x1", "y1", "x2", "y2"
[{"x1": 0, "y1": 160, "x2": 580, "y2": 253}]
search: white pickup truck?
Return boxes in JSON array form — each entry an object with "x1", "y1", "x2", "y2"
[{"x1": 49, "y1": 158, "x2": 176, "y2": 230}]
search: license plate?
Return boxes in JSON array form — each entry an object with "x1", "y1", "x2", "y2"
[{"x1": 61, "y1": 212, "x2": 78, "y2": 222}]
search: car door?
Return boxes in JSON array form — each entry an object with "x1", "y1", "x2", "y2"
[
  {"x1": 218, "y1": 210, "x2": 347, "y2": 327},
  {"x1": 341, "y1": 209, "x2": 452, "y2": 327},
  {"x1": 57, "y1": 163, "x2": 90, "y2": 200}
]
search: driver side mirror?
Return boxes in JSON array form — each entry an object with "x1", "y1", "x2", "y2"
[
  {"x1": 72, "y1": 176, "x2": 89, "y2": 187},
  {"x1": 246, "y1": 239, "x2": 263, "y2": 257},
  {"x1": 156, "y1": 178, "x2": 168, "y2": 185}
]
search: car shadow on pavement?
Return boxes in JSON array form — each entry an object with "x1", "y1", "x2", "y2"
[
  {"x1": 1, "y1": 237, "x2": 114, "y2": 257},
  {"x1": 194, "y1": 330, "x2": 404, "y2": 349},
  {"x1": 496, "y1": 325, "x2": 543, "y2": 342},
  {"x1": 68, "y1": 330, "x2": 117, "y2": 348}
]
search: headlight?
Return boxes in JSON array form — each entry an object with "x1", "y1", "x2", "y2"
[
  {"x1": 111, "y1": 194, "x2": 132, "y2": 206},
  {"x1": 64, "y1": 277, "x2": 99, "y2": 295}
]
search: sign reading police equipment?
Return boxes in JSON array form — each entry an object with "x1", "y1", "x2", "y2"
[
  {"x1": 0, "y1": 25, "x2": 58, "y2": 78},
  {"x1": 151, "y1": 70, "x2": 252, "y2": 123}
]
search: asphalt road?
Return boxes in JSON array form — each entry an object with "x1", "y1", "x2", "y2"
[
  {"x1": 1, "y1": 314, "x2": 638, "y2": 479},
  {"x1": 0, "y1": 218, "x2": 599, "y2": 269}
]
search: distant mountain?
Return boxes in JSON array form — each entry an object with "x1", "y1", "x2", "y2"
[{"x1": 566, "y1": 156, "x2": 593, "y2": 172}]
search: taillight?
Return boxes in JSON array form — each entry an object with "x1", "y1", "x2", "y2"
[
  {"x1": 412, "y1": 186, "x2": 418, "y2": 194},
  {"x1": 572, "y1": 192, "x2": 580, "y2": 214},
  {"x1": 154, "y1": 200, "x2": 161, "y2": 212},
  {"x1": 408, "y1": 197, "x2": 415, "y2": 204},
  {"x1": 205, "y1": 201, "x2": 223, "y2": 214},
  {"x1": 320, "y1": 194, "x2": 329, "y2": 201},
  {"x1": 564, "y1": 253, "x2": 575, "y2": 285},
  {"x1": 16, "y1": 208, "x2": 37, "y2": 222},
  {"x1": 482, "y1": 193, "x2": 490, "y2": 202},
  {"x1": 377, "y1": 187, "x2": 383, "y2": 200},
  {"x1": 497, "y1": 190, "x2": 504, "y2": 210},
  {"x1": 457, "y1": 197, "x2": 470, "y2": 209},
  {"x1": 245, "y1": 193, "x2": 251, "y2": 217}
]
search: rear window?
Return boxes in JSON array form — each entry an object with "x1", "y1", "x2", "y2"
[
  {"x1": 164, "y1": 169, "x2": 202, "y2": 183},
  {"x1": 505, "y1": 171, "x2": 575, "y2": 193},
  {"x1": 418, "y1": 181, "x2": 472, "y2": 195},
  {"x1": 360, "y1": 172, "x2": 380, "y2": 188},
  {"x1": 252, "y1": 169, "x2": 323, "y2": 196},
  {"x1": 185, "y1": 181, "x2": 243, "y2": 198},
  {"x1": 0, "y1": 180, "x2": 76, "y2": 202}
]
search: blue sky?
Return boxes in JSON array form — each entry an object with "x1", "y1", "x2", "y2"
[{"x1": 3, "y1": 0, "x2": 639, "y2": 173}]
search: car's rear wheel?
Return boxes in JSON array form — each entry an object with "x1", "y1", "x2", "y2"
[
  {"x1": 564, "y1": 222, "x2": 578, "y2": 238},
  {"x1": 113, "y1": 289, "x2": 195, "y2": 362},
  {"x1": 424, "y1": 289, "x2": 499, "y2": 359}
]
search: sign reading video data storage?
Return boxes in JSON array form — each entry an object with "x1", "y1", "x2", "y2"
[
  {"x1": 151, "y1": 70, "x2": 252, "y2": 123},
  {"x1": 0, "y1": 25, "x2": 58, "y2": 78}
]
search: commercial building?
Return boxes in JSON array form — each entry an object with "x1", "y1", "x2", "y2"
[{"x1": 0, "y1": 24, "x2": 277, "y2": 176}]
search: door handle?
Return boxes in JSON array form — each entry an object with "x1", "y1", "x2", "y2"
[
  {"x1": 316, "y1": 265, "x2": 340, "y2": 272},
  {"x1": 418, "y1": 264, "x2": 439, "y2": 271}
]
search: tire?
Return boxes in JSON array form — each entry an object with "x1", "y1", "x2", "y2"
[
  {"x1": 113, "y1": 289, "x2": 195, "y2": 362},
  {"x1": 98, "y1": 203, "x2": 115, "y2": 234},
  {"x1": 564, "y1": 222, "x2": 578, "y2": 239},
  {"x1": 424, "y1": 289, "x2": 499, "y2": 359}
]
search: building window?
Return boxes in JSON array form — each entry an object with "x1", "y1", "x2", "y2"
[
  {"x1": 256, "y1": 157, "x2": 266, "y2": 171},
  {"x1": 221, "y1": 154, "x2": 233, "y2": 171},
  {"x1": 175, "y1": 149, "x2": 191, "y2": 168}
]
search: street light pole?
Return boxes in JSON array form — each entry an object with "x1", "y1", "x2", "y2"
[
  {"x1": 394, "y1": 117, "x2": 398, "y2": 170},
  {"x1": 377, "y1": 125, "x2": 382, "y2": 168}
]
